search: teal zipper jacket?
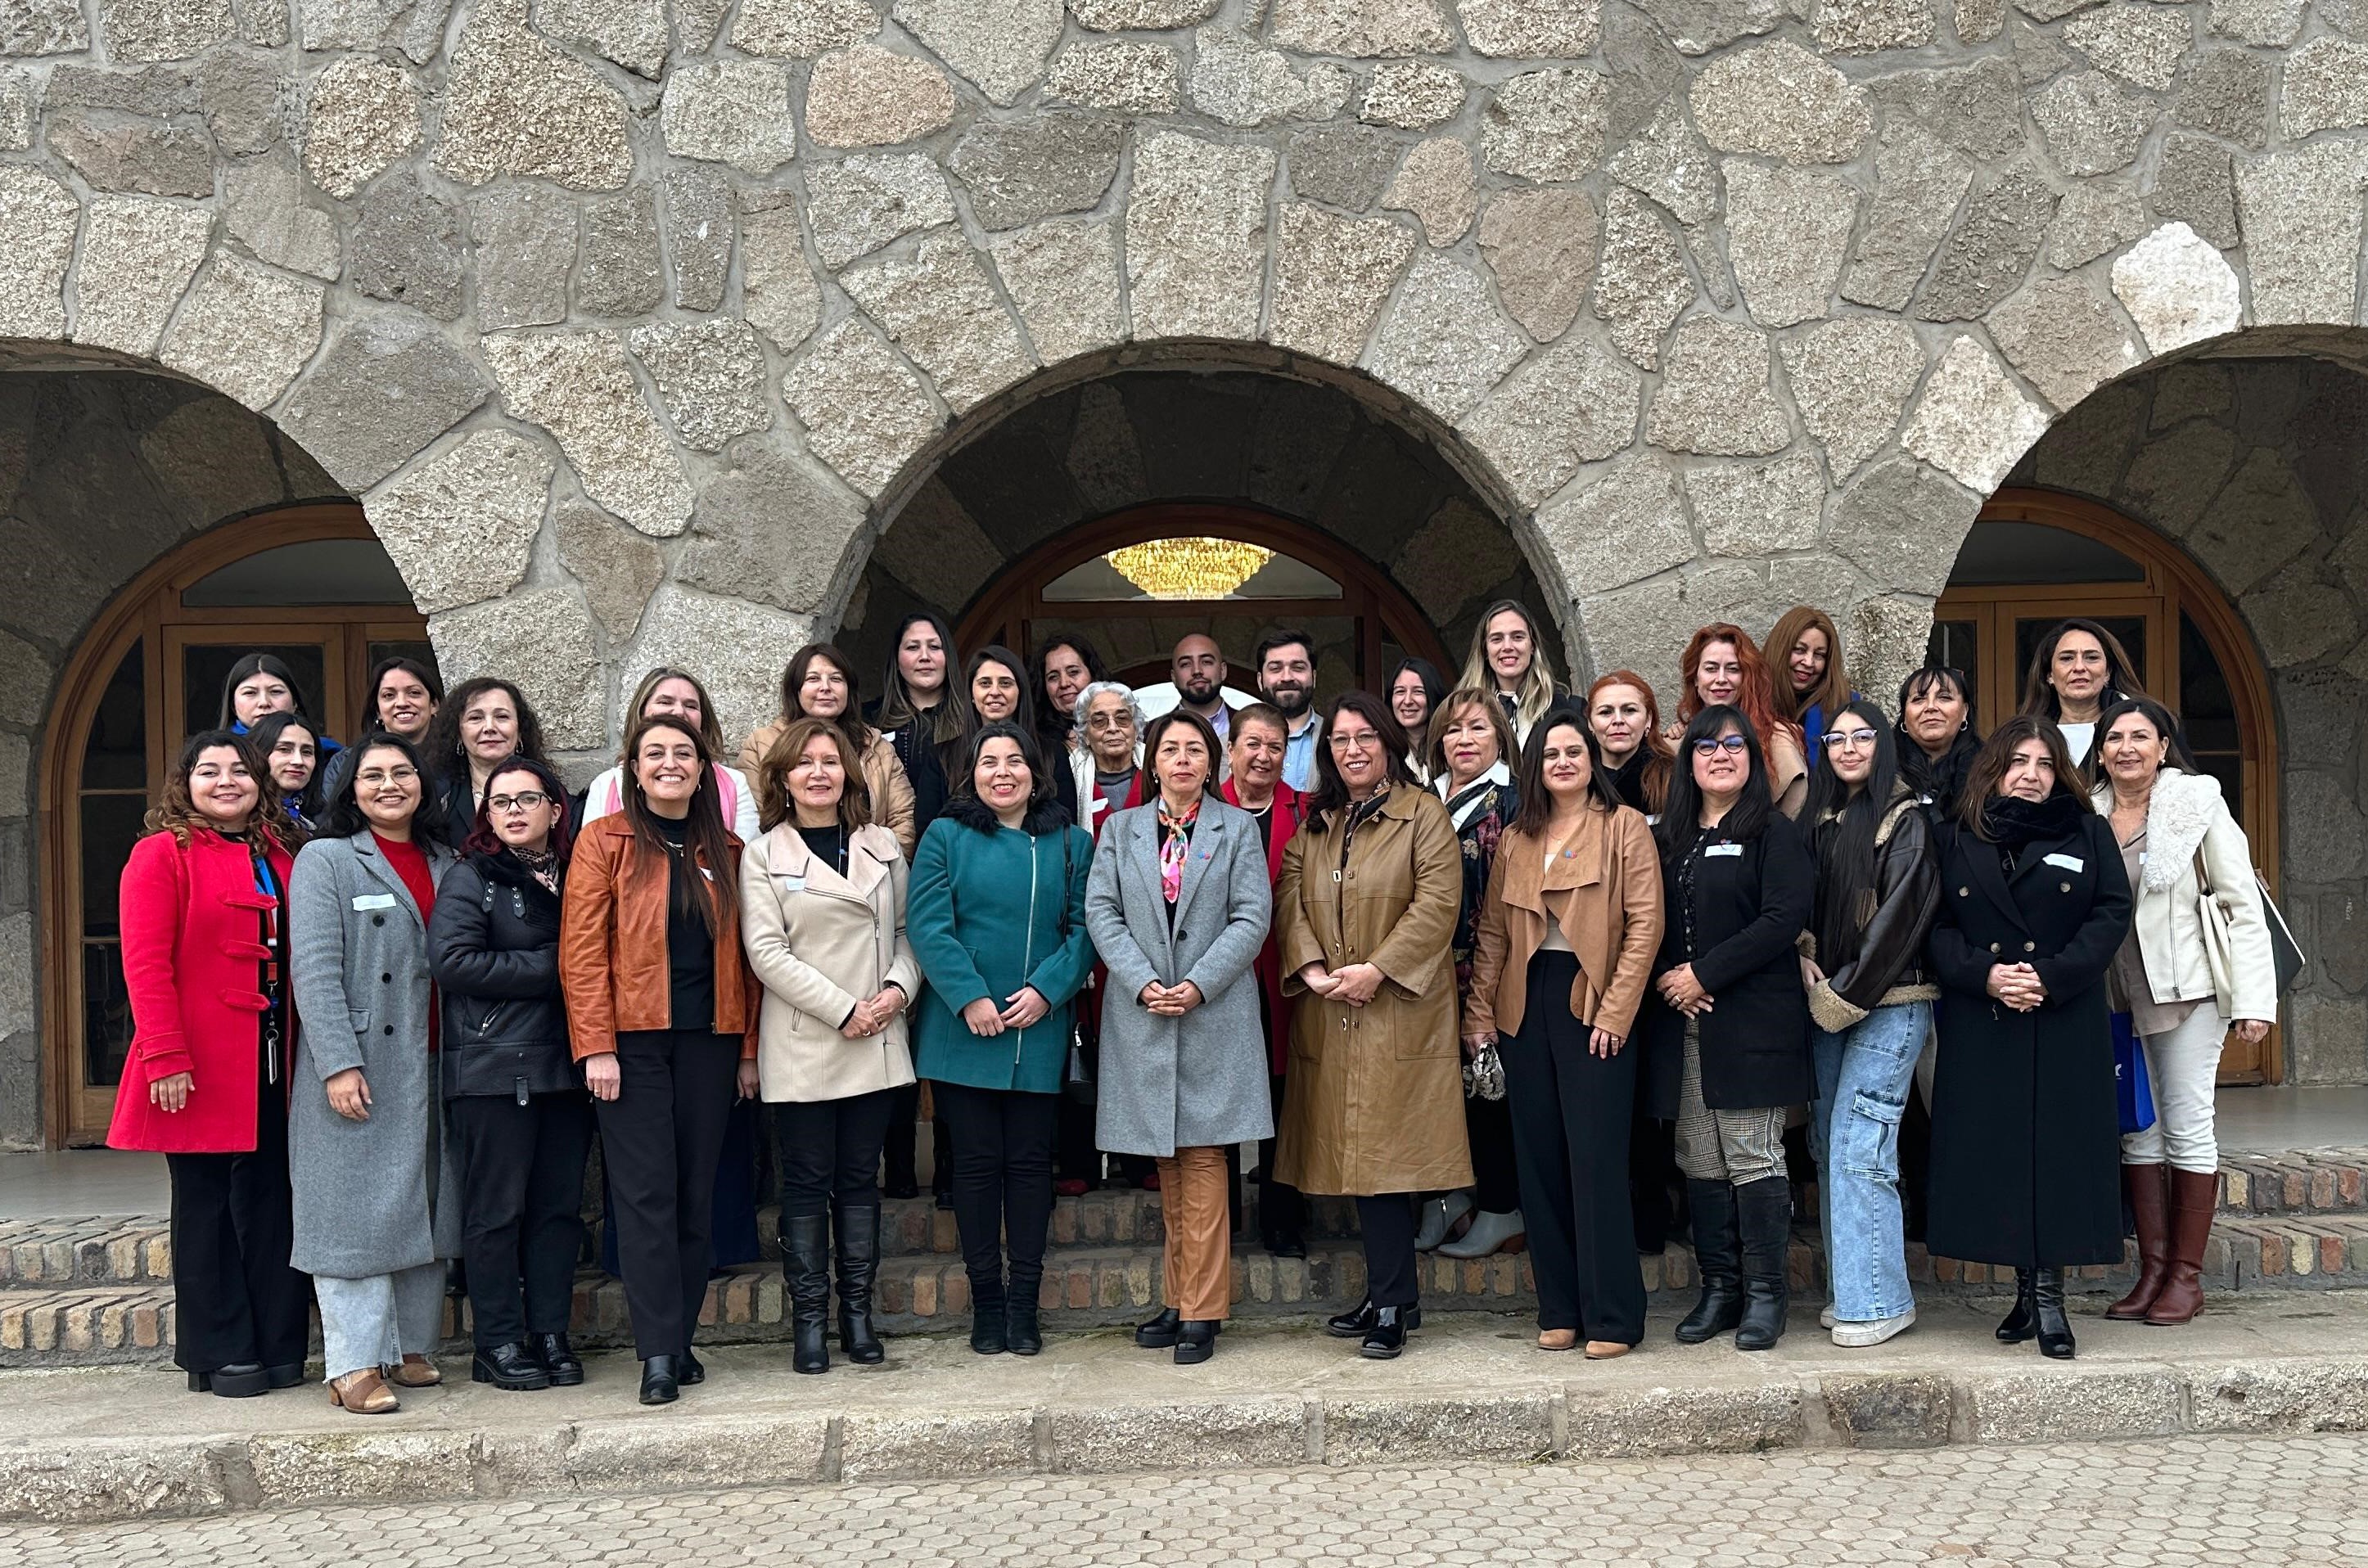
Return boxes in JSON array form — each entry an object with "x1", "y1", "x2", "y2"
[{"x1": 907, "y1": 804, "x2": 1095, "y2": 1093}]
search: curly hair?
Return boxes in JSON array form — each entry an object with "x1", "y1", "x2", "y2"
[{"x1": 145, "y1": 728, "x2": 300, "y2": 851}]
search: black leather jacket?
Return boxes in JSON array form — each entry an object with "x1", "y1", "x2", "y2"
[
  {"x1": 1808, "y1": 791, "x2": 1942, "y2": 1031},
  {"x1": 427, "y1": 849, "x2": 580, "y2": 1100}
]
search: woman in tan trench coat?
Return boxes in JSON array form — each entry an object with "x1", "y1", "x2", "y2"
[{"x1": 1275, "y1": 691, "x2": 1468, "y2": 1359}]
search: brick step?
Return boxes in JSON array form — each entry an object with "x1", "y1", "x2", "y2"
[{"x1": 13, "y1": 1214, "x2": 2368, "y2": 1370}]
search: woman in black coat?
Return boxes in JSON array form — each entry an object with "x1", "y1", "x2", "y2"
[
  {"x1": 426, "y1": 755, "x2": 592, "y2": 1392},
  {"x1": 1925, "y1": 716, "x2": 2131, "y2": 1360},
  {"x1": 1641, "y1": 705, "x2": 1814, "y2": 1352}
]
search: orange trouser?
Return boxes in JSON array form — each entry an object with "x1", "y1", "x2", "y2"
[{"x1": 1157, "y1": 1146, "x2": 1232, "y2": 1322}]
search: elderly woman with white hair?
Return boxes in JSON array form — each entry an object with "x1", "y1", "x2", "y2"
[{"x1": 1071, "y1": 680, "x2": 1147, "y2": 836}]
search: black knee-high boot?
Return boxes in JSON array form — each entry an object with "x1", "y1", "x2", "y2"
[
  {"x1": 1676, "y1": 1179, "x2": 1744, "y2": 1343},
  {"x1": 2032, "y1": 1266, "x2": 2075, "y2": 1359},
  {"x1": 834, "y1": 1202, "x2": 884, "y2": 1364},
  {"x1": 783, "y1": 1214, "x2": 831, "y2": 1375},
  {"x1": 1996, "y1": 1267, "x2": 2037, "y2": 1342},
  {"x1": 1734, "y1": 1177, "x2": 1791, "y2": 1352}
]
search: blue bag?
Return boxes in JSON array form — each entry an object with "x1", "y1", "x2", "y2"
[{"x1": 2111, "y1": 1012, "x2": 2155, "y2": 1135}]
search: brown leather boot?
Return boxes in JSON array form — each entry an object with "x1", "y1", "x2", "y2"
[
  {"x1": 2145, "y1": 1169, "x2": 2218, "y2": 1325},
  {"x1": 2105, "y1": 1163, "x2": 2171, "y2": 1321}
]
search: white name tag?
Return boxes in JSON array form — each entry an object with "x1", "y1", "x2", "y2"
[
  {"x1": 2044, "y1": 853, "x2": 2084, "y2": 872},
  {"x1": 352, "y1": 892, "x2": 398, "y2": 910},
  {"x1": 777, "y1": 875, "x2": 806, "y2": 893},
  {"x1": 1705, "y1": 843, "x2": 1744, "y2": 858}
]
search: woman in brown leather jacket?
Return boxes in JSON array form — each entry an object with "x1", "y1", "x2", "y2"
[
  {"x1": 1465, "y1": 710, "x2": 1663, "y2": 1358},
  {"x1": 560, "y1": 714, "x2": 760, "y2": 1407}
]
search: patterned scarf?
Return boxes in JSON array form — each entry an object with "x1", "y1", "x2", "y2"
[{"x1": 1157, "y1": 797, "x2": 1199, "y2": 904}]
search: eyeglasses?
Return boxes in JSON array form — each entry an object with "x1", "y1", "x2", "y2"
[
  {"x1": 1328, "y1": 732, "x2": 1381, "y2": 752},
  {"x1": 1691, "y1": 735, "x2": 1749, "y2": 756},
  {"x1": 488, "y1": 791, "x2": 549, "y2": 813},
  {"x1": 1821, "y1": 728, "x2": 1879, "y2": 750}
]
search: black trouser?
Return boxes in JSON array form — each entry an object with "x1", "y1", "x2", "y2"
[
  {"x1": 1464, "y1": 1090, "x2": 1522, "y2": 1213},
  {"x1": 1630, "y1": 1106, "x2": 1677, "y2": 1253},
  {"x1": 773, "y1": 1090, "x2": 896, "y2": 1219},
  {"x1": 881, "y1": 1079, "x2": 922, "y2": 1189},
  {"x1": 595, "y1": 1030, "x2": 741, "y2": 1359},
  {"x1": 449, "y1": 1090, "x2": 595, "y2": 1349},
  {"x1": 1355, "y1": 1193, "x2": 1420, "y2": 1309},
  {"x1": 165, "y1": 1061, "x2": 311, "y2": 1375},
  {"x1": 931, "y1": 1079, "x2": 1057, "y2": 1309},
  {"x1": 1055, "y1": 1093, "x2": 1099, "y2": 1184},
  {"x1": 1256, "y1": 1072, "x2": 1306, "y2": 1238},
  {"x1": 1500, "y1": 952, "x2": 1648, "y2": 1344}
]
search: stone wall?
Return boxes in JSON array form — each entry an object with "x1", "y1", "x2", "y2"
[
  {"x1": 2009, "y1": 345, "x2": 2368, "y2": 1084},
  {"x1": 846, "y1": 360, "x2": 1565, "y2": 689},
  {"x1": 0, "y1": 365, "x2": 341, "y2": 1146},
  {"x1": 2, "y1": 0, "x2": 2363, "y2": 751}
]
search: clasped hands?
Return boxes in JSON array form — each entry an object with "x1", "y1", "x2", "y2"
[
  {"x1": 1139, "y1": 979, "x2": 1205, "y2": 1017},
  {"x1": 1656, "y1": 962, "x2": 1713, "y2": 1017},
  {"x1": 840, "y1": 984, "x2": 908, "y2": 1040},
  {"x1": 961, "y1": 986, "x2": 1050, "y2": 1037},
  {"x1": 1987, "y1": 962, "x2": 2047, "y2": 1012},
  {"x1": 1298, "y1": 961, "x2": 1383, "y2": 1007}
]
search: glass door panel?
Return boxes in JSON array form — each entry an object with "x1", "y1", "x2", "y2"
[
  {"x1": 2012, "y1": 613, "x2": 2151, "y2": 713},
  {"x1": 67, "y1": 640, "x2": 148, "y2": 1141},
  {"x1": 178, "y1": 638, "x2": 332, "y2": 743}
]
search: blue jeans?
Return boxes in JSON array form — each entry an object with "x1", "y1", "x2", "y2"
[{"x1": 1811, "y1": 1000, "x2": 1929, "y2": 1322}]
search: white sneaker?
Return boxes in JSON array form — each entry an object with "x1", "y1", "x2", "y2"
[
  {"x1": 1830, "y1": 1308, "x2": 1916, "y2": 1347},
  {"x1": 1820, "y1": 1304, "x2": 1836, "y2": 1330}
]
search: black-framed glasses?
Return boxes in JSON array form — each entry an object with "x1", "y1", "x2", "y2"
[
  {"x1": 1821, "y1": 728, "x2": 1880, "y2": 750},
  {"x1": 488, "y1": 791, "x2": 550, "y2": 813},
  {"x1": 1691, "y1": 735, "x2": 1749, "y2": 756}
]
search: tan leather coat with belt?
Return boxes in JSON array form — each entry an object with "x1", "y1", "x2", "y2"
[
  {"x1": 740, "y1": 720, "x2": 918, "y2": 858},
  {"x1": 1464, "y1": 802, "x2": 1665, "y2": 1043},
  {"x1": 1273, "y1": 785, "x2": 1472, "y2": 1196},
  {"x1": 739, "y1": 821, "x2": 920, "y2": 1103}
]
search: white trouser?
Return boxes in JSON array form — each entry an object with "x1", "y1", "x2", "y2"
[
  {"x1": 2119, "y1": 1006, "x2": 2228, "y2": 1174},
  {"x1": 314, "y1": 1262, "x2": 445, "y2": 1380}
]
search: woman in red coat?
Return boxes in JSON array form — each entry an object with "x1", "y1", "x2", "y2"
[
  {"x1": 107, "y1": 730, "x2": 313, "y2": 1398},
  {"x1": 1220, "y1": 703, "x2": 1307, "y2": 1258}
]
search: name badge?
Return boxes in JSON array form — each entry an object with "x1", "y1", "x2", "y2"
[
  {"x1": 1705, "y1": 843, "x2": 1744, "y2": 858},
  {"x1": 778, "y1": 875, "x2": 806, "y2": 893},
  {"x1": 352, "y1": 893, "x2": 398, "y2": 910},
  {"x1": 2044, "y1": 853, "x2": 2084, "y2": 872}
]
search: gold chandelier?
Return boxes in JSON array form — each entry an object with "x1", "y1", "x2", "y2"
[{"x1": 1105, "y1": 537, "x2": 1275, "y2": 600}]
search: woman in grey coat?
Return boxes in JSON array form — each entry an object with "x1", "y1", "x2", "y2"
[
  {"x1": 289, "y1": 734, "x2": 459, "y2": 1414},
  {"x1": 1085, "y1": 710, "x2": 1272, "y2": 1365}
]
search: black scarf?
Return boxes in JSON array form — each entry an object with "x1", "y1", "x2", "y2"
[{"x1": 1979, "y1": 791, "x2": 2086, "y2": 851}]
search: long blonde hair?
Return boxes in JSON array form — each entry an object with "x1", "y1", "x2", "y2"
[{"x1": 1458, "y1": 599, "x2": 1562, "y2": 743}]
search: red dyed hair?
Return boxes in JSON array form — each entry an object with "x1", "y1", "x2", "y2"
[
  {"x1": 1676, "y1": 624, "x2": 1797, "y2": 755},
  {"x1": 1585, "y1": 669, "x2": 1675, "y2": 812}
]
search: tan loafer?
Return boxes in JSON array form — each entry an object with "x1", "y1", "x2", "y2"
[
  {"x1": 329, "y1": 1368, "x2": 399, "y2": 1414},
  {"x1": 1583, "y1": 1340, "x2": 1631, "y2": 1360},
  {"x1": 385, "y1": 1354, "x2": 441, "y2": 1388},
  {"x1": 1536, "y1": 1328, "x2": 1579, "y2": 1352}
]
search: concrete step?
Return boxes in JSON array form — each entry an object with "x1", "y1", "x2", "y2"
[
  {"x1": 12, "y1": 1212, "x2": 2368, "y2": 1370},
  {"x1": 10, "y1": 1291, "x2": 2368, "y2": 1525}
]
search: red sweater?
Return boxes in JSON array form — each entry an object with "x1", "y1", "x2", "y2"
[
  {"x1": 374, "y1": 832, "x2": 439, "y2": 1050},
  {"x1": 106, "y1": 826, "x2": 295, "y2": 1155}
]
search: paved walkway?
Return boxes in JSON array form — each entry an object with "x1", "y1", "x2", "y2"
[{"x1": 6, "y1": 1432, "x2": 2365, "y2": 1566}]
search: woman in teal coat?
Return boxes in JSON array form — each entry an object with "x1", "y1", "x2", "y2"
[{"x1": 908, "y1": 720, "x2": 1094, "y2": 1357}]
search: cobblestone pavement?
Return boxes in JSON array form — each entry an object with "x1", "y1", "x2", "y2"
[{"x1": 7, "y1": 1434, "x2": 2366, "y2": 1566}]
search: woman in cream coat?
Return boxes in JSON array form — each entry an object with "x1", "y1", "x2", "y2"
[
  {"x1": 740, "y1": 719, "x2": 919, "y2": 1375},
  {"x1": 2091, "y1": 696, "x2": 2276, "y2": 1327}
]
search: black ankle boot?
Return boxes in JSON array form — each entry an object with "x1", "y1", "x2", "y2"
[
  {"x1": 2032, "y1": 1267, "x2": 2076, "y2": 1359},
  {"x1": 1135, "y1": 1306, "x2": 1183, "y2": 1348},
  {"x1": 1733, "y1": 1176, "x2": 1791, "y2": 1352},
  {"x1": 1996, "y1": 1268, "x2": 2037, "y2": 1342},
  {"x1": 834, "y1": 1202, "x2": 885, "y2": 1365},
  {"x1": 1326, "y1": 1295, "x2": 1423, "y2": 1338},
  {"x1": 784, "y1": 1213, "x2": 832, "y2": 1376},
  {"x1": 1175, "y1": 1319, "x2": 1219, "y2": 1365},
  {"x1": 471, "y1": 1340, "x2": 552, "y2": 1390},
  {"x1": 638, "y1": 1354, "x2": 679, "y2": 1405},
  {"x1": 1006, "y1": 1291, "x2": 1043, "y2": 1357},
  {"x1": 533, "y1": 1332, "x2": 584, "y2": 1386},
  {"x1": 1676, "y1": 1179, "x2": 1744, "y2": 1344},
  {"x1": 970, "y1": 1277, "x2": 1008, "y2": 1355}
]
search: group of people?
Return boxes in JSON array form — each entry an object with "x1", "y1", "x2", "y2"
[{"x1": 108, "y1": 602, "x2": 2283, "y2": 1411}]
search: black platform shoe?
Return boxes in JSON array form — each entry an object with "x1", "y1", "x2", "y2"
[
  {"x1": 1135, "y1": 1306, "x2": 1183, "y2": 1348},
  {"x1": 1175, "y1": 1320, "x2": 1219, "y2": 1366},
  {"x1": 1325, "y1": 1295, "x2": 1423, "y2": 1338},
  {"x1": 1359, "y1": 1305, "x2": 1414, "y2": 1359},
  {"x1": 187, "y1": 1362, "x2": 269, "y2": 1398},
  {"x1": 471, "y1": 1340, "x2": 553, "y2": 1391},
  {"x1": 638, "y1": 1354, "x2": 679, "y2": 1405},
  {"x1": 533, "y1": 1332, "x2": 584, "y2": 1386}
]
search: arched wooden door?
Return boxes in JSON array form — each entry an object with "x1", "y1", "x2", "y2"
[
  {"x1": 1934, "y1": 488, "x2": 2282, "y2": 1083},
  {"x1": 956, "y1": 503, "x2": 1451, "y2": 699},
  {"x1": 40, "y1": 505, "x2": 435, "y2": 1146}
]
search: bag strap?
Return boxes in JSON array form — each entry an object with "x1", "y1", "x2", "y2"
[{"x1": 2191, "y1": 844, "x2": 2213, "y2": 899}]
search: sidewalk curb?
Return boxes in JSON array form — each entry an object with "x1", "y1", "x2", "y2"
[{"x1": 8, "y1": 1353, "x2": 2367, "y2": 1524}]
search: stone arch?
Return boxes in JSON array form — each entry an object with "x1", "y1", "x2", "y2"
[{"x1": 829, "y1": 345, "x2": 1568, "y2": 694}]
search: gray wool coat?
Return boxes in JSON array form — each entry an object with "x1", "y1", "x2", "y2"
[
  {"x1": 1085, "y1": 798, "x2": 1274, "y2": 1157},
  {"x1": 287, "y1": 830, "x2": 460, "y2": 1280}
]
